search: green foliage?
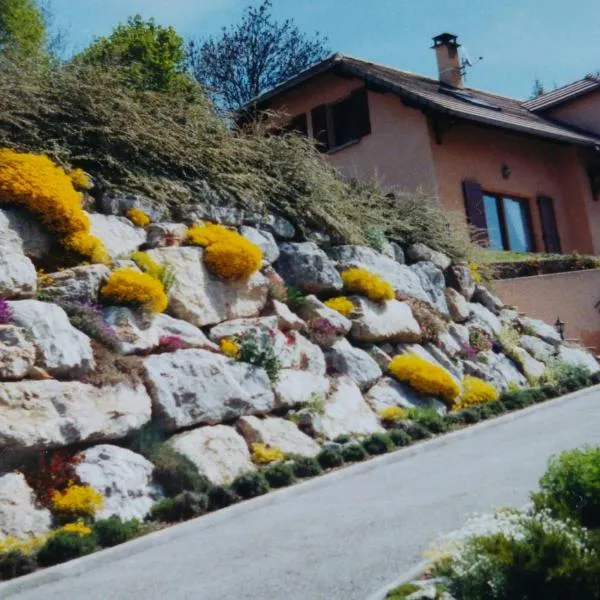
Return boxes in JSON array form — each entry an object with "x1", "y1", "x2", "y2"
[
  {"x1": 365, "y1": 227, "x2": 387, "y2": 252},
  {"x1": 317, "y1": 447, "x2": 344, "y2": 469},
  {"x1": 149, "y1": 491, "x2": 208, "y2": 523},
  {"x1": 0, "y1": 0, "x2": 46, "y2": 60},
  {"x1": 231, "y1": 471, "x2": 269, "y2": 499},
  {"x1": 362, "y1": 433, "x2": 393, "y2": 456},
  {"x1": 93, "y1": 517, "x2": 141, "y2": 547},
  {"x1": 290, "y1": 455, "x2": 322, "y2": 478},
  {"x1": 541, "y1": 361, "x2": 593, "y2": 395},
  {"x1": 533, "y1": 446, "x2": 600, "y2": 530},
  {"x1": 208, "y1": 486, "x2": 239, "y2": 511},
  {"x1": 264, "y1": 463, "x2": 295, "y2": 488},
  {"x1": 150, "y1": 445, "x2": 212, "y2": 498},
  {"x1": 238, "y1": 330, "x2": 281, "y2": 382},
  {"x1": 388, "y1": 429, "x2": 412, "y2": 447},
  {"x1": 341, "y1": 443, "x2": 367, "y2": 462},
  {"x1": 408, "y1": 407, "x2": 448, "y2": 434},
  {"x1": 446, "y1": 408, "x2": 481, "y2": 426},
  {"x1": 333, "y1": 434, "x2": 351, "y2": 444},
  {"x1": 500, "y1": 387, "x2": 538, "y2": 410},
  {"x1": 0, "y1": 550, "x2": 36, "y2": 580},
  {"x1": 37, "y1": 532, "x2": 98, "y2": 567},
  {"x1": 385, "y1": 583, "x2": 420, "y2": 599},
  {"x1": 401, "y1": 421, "x2": 432, "y2": 441},
  {"x1": 129, "y1": 421, "x2": 166, "y2": 458},
  {"x1": 285, "y1": 285, "x2": 306, "y2": 310},
  {"x1": 75, "y1": 15, "x2": 187, "y2": 92}
]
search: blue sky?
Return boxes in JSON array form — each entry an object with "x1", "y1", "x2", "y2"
[{"x1": 49, "y1": 0, "x2": 600, "y2": 99}]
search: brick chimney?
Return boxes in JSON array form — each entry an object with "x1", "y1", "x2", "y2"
[{"x1": 432, "y1": 33, "x2": 463, "y2": 88}]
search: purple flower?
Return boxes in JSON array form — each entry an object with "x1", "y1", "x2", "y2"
[
  {"x1": 159, "y1": 335, "x2": 183, "y2": 352},
  {"x1": 459, "y1": 342, "x2": 478, "y2": 361},
  {"x1": 0, "y1": 298, "x2": 12, "y2": 325}
]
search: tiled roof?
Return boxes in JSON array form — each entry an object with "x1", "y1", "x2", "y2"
[
  {"x1": 249, "y1": 54, "x2": 600, "y2": 147},
  {"x1": 522, "y1": 74, "x2": 600, "y2": 111}
]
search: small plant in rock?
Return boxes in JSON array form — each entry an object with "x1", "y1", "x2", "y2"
[
  {"x1": 341, "y1": 267, "x2": 394, "y2": 303},
  {"x1": 285, "y1": 285, "x2": 306, "y2": 310},
  {"x1": 0, "y1": 551, "x2": 37, "y2": 580},
  {"x1": 238, "y1": 330, "x2": 281, "y2": 381},
  {"x1": 149, "y1": 492, "x2": 209, "y2": 523},
  {"x1": 317, "y1": 447, "x2": 344, "y2": 470},
  {"x1": 0, "y1": 298, "x2": 12, "y2": 325},
  {"x1": 453, "y1": 376, "x2": 499, "y2": 411},
  {"x1": 264, "y1": 463, "x2": 295, "y2": 488},
  {"x1": 220, "y1": 337, "x2": 241, "y2": 359},
  {"x1": 362, "y1": 433, "x2": 394, "y2": 455},
  {"x1": 306, "y1": 317, "x2": 345, "y2": 347},
  {"x1": 333, "y1": 434, "x2": 351, "y2": 444},
  {"x1": 250, "y1": 443, "x2": 284, "y2": 465},
  {"x1": 468, "y1": 328, "x2": 493, "y2": 353},
  {"x1": 400, "y1": 421, "x2": 432, "y2": 441},
  {"x1": 400, "y1": 297, "x2": 446, "y2": 343},
  {"x1": 323, "y1": 296, "x2": 354, "y2": 317},
  {"x1": 101, "y1": 268, "x2": 168, "y2": 313},
  {"x1": 37, "y1": 531, "x2": 98, "y2": 567},
  {"x1": 130, "y1": 251, "x2": 176, "y2": 293},
  {"x1": 157, "y1": 335, "x2": 183, "y2": 353},
  {"x1": 365, "y1": 227, "x2": 388, "y2": 252},
  {"x1": 150, "y1": 445, "x2": 212, "y2": 497},
  {"x1": 51, "y1": 484, "x2": 104, "y2": 521},
  {"x1": 290, "y1": 456, "x2": 323, "y2": 478},
  {"x1": 299, "y1": 393, "x2": 326, "y2": 415},
  {"x1": 231, "y1": 472, "x2": 269, "y2": 499},
  {"x1": 93, "y1": 517, "x2": 141, "y2": 547},
  {"x1": 126, "y1": 208, "x2": 151, "y2": 228},
  {"x1": 208, "y1": 486, "x2": 240, "y2": 511},
  {"x1": 458, "y1": 342, "x2": 478, "y2": 361},
  {"x1": 129, "y1": 421, "x2": 166, "y2": 458},
  {"x1": 56, "y1": 300, "x2": 120, "y2": 351},
  {"x1": 341, "y1": 443, "x2": 368, "y2": 463},
  {"x1": 378, "y1": 406, "x2": 409, "y2": 425},
  {"x1": 389, "y1": 429, "x2": 412, "y2": 447}
]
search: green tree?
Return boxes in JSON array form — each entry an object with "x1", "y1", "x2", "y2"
[
  {"x1": 530, "y1": 78, "x2": 546, "y2": 99},
  {"x1": 75, "y1": 15, "x2": 186, "y2": 91},
  {"x1": 0, "y1": 0, "x2": 46, "y2": 60}
]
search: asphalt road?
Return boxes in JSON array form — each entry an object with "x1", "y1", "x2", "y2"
[{"x1": 3, "y1": 388, "x2": 600, "y2": 600}]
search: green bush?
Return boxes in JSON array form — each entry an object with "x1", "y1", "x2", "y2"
[
  {"x1": 149, "y1": 491, "x2": 209, "y2": 523},
  {"x1": 208, "y1": 486, "x2": 239, "y2": 511},
  {"x1": 388, "y1": 429, "x2": 411, "y2": 447},
  {"x1": 446, "y1": 408, "x2": 481, "y2": 426},
  {"x1": 500, "y1": 388, "x2": 537, "y2": 410},
  {"x1": 317, "y1": 447, "x2": 344, "y2": 469},
  {"x1": 150, "y1": 445, "x2": 212, "y2": 497},
  {"x1": 129, "y1": 421, "x2": 166, "y2": 457},
  {"x1": 385, "y1": 583, "x2": 420, "y2": 599},
  {"x1": 362, "y1": 433, "x2": 393, "y2": 456},
  {"x1": 532, "y1": 446, "x2": 600, "y2": 530},
  {"x1": 400, "y1": 421, "x2": 432, "y2": 441},
  {"x1": 408, "y1": 408, "x2": 448, "y2": 434},
  {"x1": 334, "y1": 434, "x2": 351, "y2": 444},
  {"x1": 93, "y1": 517, "x2": 141, "y2": 547},
  {"x1": 290, "y1": 455, "x2": 322, "y2": 478},
  {"x1": 37, "y1": 532, "x2": 98, "y2": 567},
  {"x1": 231, "y1": 471, "x2": 269, "y2": 499},
  {"x1": 0, "y1": 551, "x2": 36, "y2": 581},
  {"x1": 264, "y1": 463, "x2": 295, "y2": 488},
  {"x1": 341, "y1": 443, "x2": 367, "y2": 462}
]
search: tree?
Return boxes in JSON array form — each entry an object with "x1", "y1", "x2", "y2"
[
  {"x1": 74, "y1": 15, "x2": 187, "y2": 92},
  {"x1": 187, "y1": 0, "x2": 330, "y2": 111},
  {"x1": 0, "y1": 0, "x2": 46, "y2": 60},
  {"x1": 530, "y1": 78, "x2": 546, "y2": 99}
]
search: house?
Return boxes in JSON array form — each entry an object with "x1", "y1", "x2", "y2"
[{"x1": 247, "y1": 34, "x2": 600, "y2": 255}]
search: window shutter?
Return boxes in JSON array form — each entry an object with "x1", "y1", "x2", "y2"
[
  {"x1": 462, "y1": 179, "x2": 488, "y2": 244},
  {"x1": 537, "y1": 195, "x2": 561, "y2": 253},
  {"x1": 311, "y1": 105, "x2": 329, "y2": 152},
  {"x1": 287, "y1": 113, "x2": 308, "y2": 136},
  {"x1": 351, "y1": 87, "x2": 371, "y2": 139}
]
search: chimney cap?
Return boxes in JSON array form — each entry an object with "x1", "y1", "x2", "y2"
[{"x1": 432, "y1": 33, "x2": 460, "y2": 48}]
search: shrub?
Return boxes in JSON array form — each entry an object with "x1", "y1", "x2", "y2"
[
  {"x1": 446, "y1": 408, "x2": 481, "y2": 426},
  {"x1": 388, "y1": 429, "x2": 411, "y2": 447},
  {"x1": 0, "y1": 149, "x2": 108, "y2": 264},
  {"x1": 388, "y1": 354, "x2": 460, "y2": 406},
  {"x1": 100, "y1": 268, "x2": 168, "y2": 313},
  {"x1": 468, "y1": 328, "x2": 493, "y2": 353},
  {"x1": 378, "y1": 406, "x2": 409, "y2": 424},
  {"x1": 0, "y1": 298, "x2": 12, "y2": 324},
  {"x1": 399, "y1": 421, "x2": 432, "y2": 441},
  {"x1": 408, "y1": 408, "x2": 448, "y2": 434},
  {"x1": 500, "y1": 388, "x2": 537, "y2": 410},
  {"x1": 532, "y1": 446, "x2": 600, "y2": 530},
  {"x1": 126, "y1": 208, "x2": 150, "y2": 227},
  {"x1": 93, "y1": 517, "x2": 141, "y2": 547},
  {"x1": 341, "y1": 267, "x2": 394, "y2": 303},
  {"x1": 264, "y1": 463, "x2": 295, "y2": 488},
  {"x1": 238, "y1": 330, "x2": 280, "y2": 381},
  {"x1": 341, "y1": 443, "x2": 368, "y2": 462},
  {"x1": 364, "y1": 227, "x2": 388, "y2": 252},
  {"x1": 291, "y1": 456, "x2": 322, "y2": 478},
  {"x1": 69, "y1": 168, "x2": 92, "y2": 191},
  {"x1": 333, "y1": 434, "x2": 351, "y2": 444},
  {"x1": 149, "y1": 492, "x2": 209, "y2": 522},
  {"x1": 56, "y1": 300, "x2": 120, "y2": 351},
  {"x1": 208, "y1": 486, "x2": 240, "y2": 511},
  {"x1": 51, "y1": 484, "x2": 104, "y2": 519},
  {"x1": 129, "y1": 421, "x2": 166, "y2": 458},
  {"x1": 323, "y1": 296, "x2": 354, "y2": 317},
  {"x1": 317, "y1": 447, "x2": 344, "y2": 469},
  {"x1": 454, "y1": 376, "x2": 499, "y2": 411},
  {"x1": 37, "y1": 531, "x2": 98, "y2": 567},
  {"x1": 231, "y1": 471, "x2": 269, "y2": 499},
  {"x1": 0, "y1": 551, "x2": 37, "y2": 580},
  {"x1": 250, "y1": 443, "x2": 284, "y2": 465},
  {"x1": 0, "y1": 535, "x2": 47, "y2": 557},
  {"x1": 362, "y1": 433, "x2": 393, "y2": 455},
  {"x1": 150, "y1": 445, "x2": 212, "y2": 497},
  {"x1": 220, "y1": 337, "x2": 241, "y2": 359}
]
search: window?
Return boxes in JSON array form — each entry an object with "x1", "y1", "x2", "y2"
[
  {"x1": 310, "y1": 86, "x2": 371, "y2": 152},
  {"x1": 282, "y1": 113, "x2": 308, "y2": 137},
  {"x1": 481, "y1": 193, "x2": 534, "y2": 252}
]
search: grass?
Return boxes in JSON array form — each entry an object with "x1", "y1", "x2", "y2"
[
  {"x1": 479, "y1": 250, "x2": 564, "y2": 263},
  {"x1": 385, "y1": 583, "x2": 420, "y2": 599}
]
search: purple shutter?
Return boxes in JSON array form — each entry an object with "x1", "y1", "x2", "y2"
[
  {"x1": 537, "y1": 195, "x2": 561, "y2": 253},
  {"x1": 311, "y1": 104, "x2": 330, "y2": 152},
  {"x1": 462, "y1": 179, "x2": 488, "y2": 244}
]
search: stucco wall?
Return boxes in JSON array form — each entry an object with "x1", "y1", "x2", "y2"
[
  {"x1": 546, "y1": 89, "x2": 600, "y2": 136},
  {"x1": 495, "y1": 269, "x2": 600, "y2": 351},
  {"x1": 268, "y1": 73, "x2": 438, "y2": 194}
]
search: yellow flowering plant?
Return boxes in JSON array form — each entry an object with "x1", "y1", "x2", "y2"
[
  {"x1": 0, "y1": 149, "x2": 108, "y2": 264},
  {"x1": 126, "y1": 208, "x2": 151, "y2": 228},
  {"x1": 101, "y1": 268, "x2": 168, "y2": 313},
  {"x1": 51, "y1": 484, "x2": 104, "y2": 518},
  {"x1": 130, "y1": 251, "x2": 164, "y2": 281},
  {"x1": 250, "y1": 443, "x2": 284, "y2": 465},
  {"x1": 388, "y1": 354, "x2": 460, "y2": 406},
  {"x1": 220, "y1": 337, "x2": 241, "y2": 359},
  {"x1": 341, "y1": 267, "x2": 394, "y2": 303},
  {"x1": 56, "y1": 521, "x2": 93, "y2": 537},
  {"x1": 453, "y1": 375, "x2": 499, "y2": 411},
  {"x1": 468, "y1": 262, "x2": 482, "y2": 284},
  {"x1": 324, "y1": 296, "x2": 355, "y2": 317},
  {"x1": 69, "y1": 168, "x2": 92, "y2": 191},
  {"x1": 378, "y1": 406, "x2": 409, "y2": 423},
  {"x1": 0, "y1": 534, "x2": 47, "y2": 556}
]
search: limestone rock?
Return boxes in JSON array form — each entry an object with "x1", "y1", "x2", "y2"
[
  {"x1": 88, "y1": 213, "x2": 146, "y2": 259},
  {"x1": 390, "y1": 242, "x2": 406, "y2": 264},
  {"x1": 43, "y1": 264, "x2": 111, "y2": 303},
  {"x1": 315, "y1": 376, "x2": 384, "y2": 440},
  {"x1": 519, "y1": 335, "x2": 556, "y2": 363},
  {"x1": 295, "y1": 295, "x2": 352, "y2": 334},
  {"x1": 238, "y1": 416, "x2": 321, "y2": 457},
  {"x1": 0, "y1": 381, "x2": 152, "y2": 453},
  {"x1": 324, "y1": 338, "x2": 382, "y2": 389},
  {"x1": 468, "y1": 303, "x2": 502, "y2": 335},
  {"x1": 76, "y1": 445, "x2": 162, "y2": 521},
  {"x1": 267, "y1": 300, "x2": 306, "y2": 331},
  {"x1": 0, "y1": 325, "x2": 36, "y2": 381},
  {"x1": 0, "y1": 207, "x2": 52, "y2": 261},
  {"x1": 9, "y1": 300, "x2": 94, "y2": 378},
  {"x1": 449, "y1": 323, "x2": 470, "y2": 347},
  {"x1": 396, "y1": 343, "x2": 463, "y2": 385},
  {"x1": 447, "y1": 264, "x2": 476, "y2": 300},
  {"x1": 273, "y1": 370, "x2": 330, "y2": 409},
  {"x1": 208, "y1": 316, "x2": 279, "y2": 342},
  {"x1": 367, "y1": 346, "x2": 393, "y2": 370},
  {"x1": 350, "y1": 298, "x2": 421, "y2": 343},
  {"x1": 472, "y1": 284, "x2": 504, "y2": 313},
  {"x1": 406, "y1": 243, "x2": 452, "y2": 270},
  {"x1": 409, "y1": 261, "x2": 449, "y2": 314},
  {"x1": 0, "y1": 211, "x2": 37, "y2": 299},
  {"x1": 365, "y1": 377, "x2": 446, "y2": 414},
  {"x1": 0, "y1": 473, "x2": 52, "y2": 539},
  {"x1": 518, "y1": 316, "x2": 562, "y2": 346},
  {"x1": 143, "y1": 349, "x2": 274, "y2": 431},
  {"x1": 146, "y1": 223, "x2": 188, "y2": 248},
  {"x1": 244, "y1": 212, "x2": 295, "y2": 239},
  {"x1": 148, "y1": 247, "x2": 268, "y2": 327},
  {"x1": 513, "y1": 347, "x2": 546, "y2": 380},
  {"x1": 446, "y1": 288, "x2": 470, "y2": 323},
  {"x1": 499, "y1": 308, "x2": 519, "y2": 325},
  {"x1": 463, "y1": 352, "x2": 526, "y2": 390},
  {"x1": 558, "y1": 346, "x2": 600, "y2": 374},
  {"x1": 98, "y1": 191, "x2": 168, "y2": 222},
  {"x1": 168, "y1": 425, "x2": 255, "y2": 486},
  {"x1": 437, "y1": 330, "x2": 462, "y2": 358},
  {"x1": 240, "y1": 226, "x2": 280, "y2": 264},
  {"x1": 275, "y1": 242, "x2": 343, "y2": 295}
]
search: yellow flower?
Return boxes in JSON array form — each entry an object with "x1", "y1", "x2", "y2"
[
  {"x1": 0, "y1": 534, "x2": 47, "y2": 556},
  {"x1": 389, "y1": 354, "x2": 460, "y2": 406},
  {"x1": 468, "y1": 262, "x2": 482, "y2": 284},
  {"x1": 251, "y1": 443, "x2": 284, "y2": 465},
  {"x1": 57, "y1": 521, "x2": 93, "y2": 537},
  {"x1": 126, "y1": 208, "x2": 151, "y2": 228},
  {"x1": 101, "y1": 268, "x2": 169, "y2": 313},
  {"x1": 324, "y1": 296, "x2": 355, "y2": 317},
  {"x1": 69, "y1": 168, "x2": 92, "y2": 191},
  {"x1": 130, "y1": 251, "x2": 165, "y2": 281},
  {"x1": 453, "y1": 375, "x2": 499, "y2": 411},
  {"x1": 220, "y1": 337, "x2": 241, "y2": 359},
  {"x1": 51, "y1": 485, "x2": 104, "y2": 517},
  {"x1": 341, "y1": 267, "x2": 394, "y2": 303},
  {"x1": 186, "y1": 223, "x2": 236, "y2": 247},
  {"x1": 378, "y1": 406, "x2": 409, "y2": 423}
]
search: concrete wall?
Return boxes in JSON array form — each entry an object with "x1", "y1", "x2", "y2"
[
  {"x1": 546, "y1": 89, "x2": 600, "y2": 136},
  {"x1": 495, "y1": 269, "x2": 600, "y2": 351}
]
